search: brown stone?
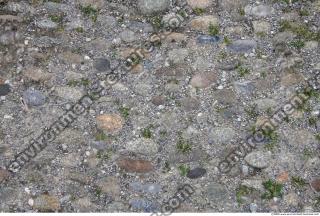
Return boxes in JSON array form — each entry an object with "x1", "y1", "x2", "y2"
[
  {"x1": 117, "y1": 158, "x2": 153, "y2": 173},
  {"x1": 33, "y1": 194, "x2": 60, "y2": 212},
  {"x1": 281, "y1": 73, "x2": 305, "y2": 88},
  {"x1": 24, "y1": 67, "x2": 52, "y2": 82},
  {"x1": 151, "y1": 96, "x2": 166, "y2": 106},
  {"x1": 277, "y1": 171, "x2": 289, "y2": 183},
  {"x1": 0, "y1": 169, "x2": 10, "y2": 183},
  {"x1": 164, "y1": 32, "x2": 187, "y2": 43},
  {"x1": 190, "y1": 72, "x2": 217, "y2": 88},
  {"x1": 187, "y1": 0, "x2": 212, "y2": 9},
  {"x1": 97, "y1": 176, "x2": 120, "y2": 197},
  {"x1": 310, "y1": 179, "x2": 320, "y2": 192},
  {"x1": 96, "y1": 114, "x2": 124, "y2": 133},
  {"x1": 189, "y1": 15, "x2": 219, "y2": 33}
]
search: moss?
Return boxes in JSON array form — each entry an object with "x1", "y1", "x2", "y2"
[
  {"x1": 119, "y1": 107, "x2": 130, "y2": 119},
  {"x1": 238, "y1": 7, "x2": 245, "y2": 16},
  {"x1": 178, "y1": 164, "x2": 190, "y2": 176},
  {"x1": 291, "y1": 176, "x2": 307, "y2": 188},
  {"x1": 237, "y1": 66, "x2": 250, "y2": 77},
  {"x1": 208, "y1": 23, "x2": 219, "y2": 36},
  {"x1": 289, "y1": 39, "x2": 305, "y2": 49},
  {"x1": 262, "y1": 179, "x2": 283, "y2": 200},
  {"x1": 75, "y1": 27, "x2": 84, "y2": 33},
  {"x1": 49, "y1": 14, "x2": 64, "y2": 23},
  {"x1": 96, "y1": 149, "x2": 112, "y2": 160},
  {"x1": 236, "y1": 185, "x2": 254, "y2": 204},
  {"x1": 176, "y1": 137, "x2": 192, "y2": 154},
  {"x1": 80, "y1": 5, "x2": 98, "y2": 22},
  {"x1": 279, "y1": 20, "x2": 320, "y2": 42},
  {"x1": 223, "y1": 36, "x2": 232, "y2": 45},
  {"x1": 193, "y1": 8, "x2": 205, "y2": 16},
  {"x1": 95, "y1": 131, "x2": 109, "y2": 141},
  {"x1": 303, "y1": 148, "x2": 313, "y2": 160},
  {"x1": 141, "y1": 126, "x2": 152, "y2": 139}
]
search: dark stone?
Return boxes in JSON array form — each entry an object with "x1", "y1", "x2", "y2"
[
  {"x1": 0, "y1": 84, "x2": 10, "y2": 96},
  {"x1": 197, "y1": 35, "x2": 220, "y2": 44},
  {"x1": 94, "y1": 58, "x2": 111, "y2": 72},
  {"x1": 187, "y1": 167, "x2": 206, "y2": 179}
]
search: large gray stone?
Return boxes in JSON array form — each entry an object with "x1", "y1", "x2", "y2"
[{"x1": 137, "y1": 0, "x2": 170, "y2": 15}]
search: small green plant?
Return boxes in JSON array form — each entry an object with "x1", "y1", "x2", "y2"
[
  {"x1": 176, "y1": 137, "x2": 192, "y2": 154},
  {"x1": 95, "y1": 187, "x2": 102, "y2": 197},
  {"x1": 289, "y1": 40, "x2": 305, "y2": 49},
  {"x1": 67, "y1": 78, "x2": 90, "y2": 87},
  {"x1": 238, "y1": 7, "x2": 245, "y2": 16},
  {"x1": 309, "y1": 117, "x2": 317, "y2": 127},
  {"x1": 49, "y1": 14, "x2": 63, "y2": 23},
  {"x1": 119, "y1": 106, "x2": 130, "y2": 119},
  {"x1": 315, "y1": 133, "x2": 320, "y2": 142},
  {"x1": 75, "y1": 27, "x2": 84, "y2": 33},
  {"x1": 256, "y1": 32, "x2": 267, "y2": 38},
  {"x1": 279, "y1": 20, "x2": 320, "y2": 41},
  {"x1": 245, "y1": 105, "x2": 258, "y2": 119},
  {"x1": 159, "y1": 130, "x2": 167, "y2": 138},
  {"x1": 141, "y1": 126, "x2": 152, "y2": 139},
  {"x1": 163, "y1": 161, "x2": 171, "y2": 173},
  {"x1": 150, "y1": 15, "x2": 163, "y2": 29},
  {"x1": 178, "y1": 164, "x2": 190, "y2": 176},
  {"x1": 96, "y1": 149, "x2": 112, "y2": 160},
  {"x1": 236, "y1": 185, "x2": 254, "y2": 204},
  {"x1": 223, "y1": 36, "x2": 232, "y2": 45},
  {"x1": 95, "y1": 131, "x2": 109, "y2": 141},
  {"x1": 218, "y1": 51, "x2": 227, "y2": 59},
  {"x1": 80, "y1": 5, "x2": 98, "y2": 22},
  {"x1": 237, "y1": 66, "x2": 250, "y2": 77},
  {"x1": 291, "y1": 176, "x2": 307, "y2": 188},
  {"x1": 299, "y1": 9, "x2": 309, "y2": 16},
  {"x1": 262, "y1": 179, "x2": 283, "y2": 200},
  {"x1": 315, "y1": 197, "x2": 320, "y2": 207},
  {"x1": 260, "y1": 71, "x2": 267, "y2": 78},
  {"x1": 193, "y1": 8, "x2": 205, "y2": 16},
  {"x1": 303, "y1": 148, "x2": 313, "y2": 160},
  {"x1": 208, "y1": 23, "x2": 219, "y2": 36}
]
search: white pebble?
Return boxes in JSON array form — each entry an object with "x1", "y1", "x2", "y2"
[{"x1": 28, "y1": 199, "x2": 34, "y2": 206}]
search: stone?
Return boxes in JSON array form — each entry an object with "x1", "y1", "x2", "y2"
[
  {"x1": 219, "y1": 0, "x2": 248, "y2": 11},
  {"x1": 310, "y1": 179, "x2": 320, "y2": 192},
  {"x1": 206, "y1": 182, "x2": 228, "y2": 204},
  {"x1": 55, "y1": 86, "x2": 83, "y2": 102},
  {"x1": 33, "y1": 195, "x2": 60, "y2": 212},
  {"x1": 180, "y1": 97, "x2": 200, "y2": 111},
  {"x1": 244, "y1": 151, "x2": 271, "y2": 169},
  {"x1": 189, "y1": 15, "x2": 219, "y2": 33},
  {"x1": 187, "y1": 167, "x2": 206, "y2": 179},
  {"x1": 120, "y1": 30, "x2": 137, "y2": 43},
  {"x1": 24, "y1": 67, "x2": 52, "y2": 82},
  {"x1": 190, "y1": 72, "x2": 217, "y2": 88},
  {"x1": 187, "y1": 0, "x2": 212, "y2": 9},
  {"x1": 77, "y1": 0, "x2": 105, "y2": 9},
  {"x1": 23, "y1": 89, "x2": 46, "y2": 106},
  {"x1": 208, "y1": 127, "x2": 235, "y2": 144},
  {"x1": 227, "y1": 40, "x2": 257, "y2": 53},
  {"x1": 97, "y1": 176, "x2": 120, "y2": 197},
  {"x1": 168, "y1": 48, "x2": 189, "y2": 64},
  {"x1": 0, "y1": 169, "x2": 10, "y2": 183},
  {"x1": 253, "y1": 98, "x2": 277, "y2": 112},
  {"x1": 129, "y1": 198, "x2": 158, "y2": 212},
  {"x1": 94, "y1": 58, "x2": 111, "y2": 72},
  {"x1": 250, "y1": 203, "x2": 258, "y2": 213},
  {"x1": 253, "y1": 21, "x2": 271, "y2": 34},
  {"x1": 284, "y1": 192, "x2": 299, "y2": 207},
  {"x1": 151, "y1": 96, "x2": 166, "y2": 106},
  {"x1": 117, "y1": 158, "x2": 153, "y2": 173},
  {"x1": 0, "y1": 84, "x2": 10, "y2": 96},
  {"x1": 164, "y1": 32, "x2": 187, "y2": 43},
  {"x1": 245, "y1": 5, "x2": 273, "y2": 18},
  {"x1": 280, "y1": 73, "x2": 305, "y2": 88},
  {"x1": 233, "y1": 81, "x2": 256, "y2": 96},
  {"x1": 125, "y1": 138, "x2": 158, "y2": 155},
  {"x1": 137, "y1": 0, "x2": 170, "y2": 15},
  {"x1": 36, "y1": 19, "x2": 58, "y2": 29},
  {"x1": 241, "y1": 179, "x2": 264, "y2": 191},
  {"x1": 276, "y1": 171, "x2": 289, "y2": 183},
  {"x1": 96, "y1": 114, "x2": 124, "y2": 134},
  {"x1": 197, "y1": 35, "x2": 220, "y2": 44},
  {"x1": 129, "y1": 182, "x2": 162, "y2": 194},
  {"x1": 0, "y1": 31, "x2": 20, "y2": 45}
]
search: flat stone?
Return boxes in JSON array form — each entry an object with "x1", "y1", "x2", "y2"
[
  {"x1": 137, "y1": 0, "x2": 170, "y2": 15},
  {"x1": 233, "y1": 81, "x2": 256, "y2": 96},
  {"x1": 96, "y1": 114, "x2": 124, "y2": 134},
  {"x1": 117, "y1": 158, "x2": 153, "y2": 173},
  {"x1": 55, "y1": 86, "x2": 83, "y2": 102},
  {"x1": 253, "y1": 21, "x2": 271, "y2": 34},
  {"x1": 187, "y1": 0, "x2": 212, "y2": 9},
  {"x1": 180, "y1": 97, "x2": 200, "y2": 111},
  {"x1": 0, "y1": 84, "x2": 10, "y2": 96},
  {"x1": 97, "y1": 176, "x2": 120, "y2": 197},
  {"x1": 206, "y1": 182, "x2": 228, "y2": 204},
  {"x1": 190, "y1": 72, "x2": 217, "y2": 88},
  {"x1": 208, "y1": 127, "x2": 235, "y2": 144},
  {"x1": 197, "y1": 35, "x2": 220, "y2": 44},
  {"x1": 168, "y1": 48, "x2": 189, "y2": 64},
  {"x1": 33, "y1": 195, "x2": 60, "y2": 212},
  {"x1": 125, "y1": 138, "x2": 158, "y2": 155},
  {"x1": 0, "y1": 169, "x2": 10, "y2": 183},
  {"x1": 189, "y1": 15, "x2": 219, "y2": 33},
  {"x1": 245, "y1": 5, "x2": 273, "y2": 18},
  {"x1": 94, "y1": 58, "x2": 111, "y2": 72},
  {"x1": 151, "y1": 95, "x2": 166, "y2": 106},
  {"x1": 129, "y1": 198, "x2": 158, "y2": 212},
  {"x1": 310, "y1": 179, "x2": 320, "y2": 192},
  {"x1": 187, "y1": 167, "x2": 206, "y2": 179},
  {"x1": 24, "y1": 67, "x2": 52, "y2": 82},
  {"x1": 284, "y1": 192, "x2": 299, "y2": 207},
  {"x1": 23, "y1": 89, "x2": 46, "y2": 106},
  {"x1": 36, "y1": 19, "x2": 58, "y2": 29},
  {"x1": 227, "y1": 40, "x2": 257, "y2": 53},
  {"x1": 129, "y1": 182, "x2": 162, "y2": 194},
  {"x1": 244, "y1": 151, "x2": 271, "y2": 169},
  {"x1": 253, "y1": 98, "x2": 277, "y2": 112},
  {"x1": 120, "y1": 30, "x2": 137, "y2": 43}
]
